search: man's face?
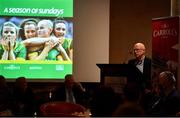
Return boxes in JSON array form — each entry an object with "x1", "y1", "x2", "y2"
[
  {"x1": 24, "y1": 24, "x2": 37, "y2": 39},
  {"x1": 37, "y1": 21, "x2": 51, "y2": 38},
  {"x1": 133, "y1": 43, "x2": 145, "y2": 59},
  {"x1": 3, "y1": 26, "x2": 17, "y2": 41},
  {"x1": 54, "y1": 23, "x2": 66, "y2": 37}
]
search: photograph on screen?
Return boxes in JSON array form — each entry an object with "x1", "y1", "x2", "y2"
[{"x1": 0, "y1": 0, "x2": 73, "y2": 80}]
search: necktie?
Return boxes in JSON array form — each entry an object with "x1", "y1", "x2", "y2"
[
  {"x1": 136, "y1": 60, "x2": 143, "y2": 73},
  {"x1": 136, "y1": 60, "x2": 142, "y2": 65}
]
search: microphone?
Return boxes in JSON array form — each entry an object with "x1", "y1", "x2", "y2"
[{"x1": 129, "y1": 50, "x2": 133, "y2": 55}]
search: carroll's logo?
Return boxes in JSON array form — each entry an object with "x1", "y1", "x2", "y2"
[
  {"x1": 153, "y1": 28, "x2": 177, "y2": 38},
  {"x1": 4, "y1": 65, "x2": 20, "y2": 70}
]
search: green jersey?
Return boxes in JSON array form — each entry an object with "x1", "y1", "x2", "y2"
[
  {"x1": 0, "y1": 42, "x2": 27, "y2": 60},
  {"x1": 46, "y1": 38, "x2": 72, "y2": 60}
]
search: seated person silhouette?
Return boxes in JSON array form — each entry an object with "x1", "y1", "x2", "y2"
[
  {"x1": 11, "y1": 77, "x2": 36, "y2": 116},
  {"x1": 53, "y1": 74, "x2": 86, "y2": 106},
  {"x1": 0, "y1": 75, "x2": 13, "y2": 116},
  {"x1": 112, "y1": 83, "x2": 145, "y2": 117},
  {"x1": 89, "y1": 85, "x2": 120, "y2": 117},
  {"x1": 148, "y1": 71, "x2": 180, "y2": 116}
]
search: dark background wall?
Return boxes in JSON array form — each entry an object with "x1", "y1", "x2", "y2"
[{"x1": 110, "y1": 0, "x2": 170, "y2": 63}]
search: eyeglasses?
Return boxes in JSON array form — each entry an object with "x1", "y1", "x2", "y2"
[{"x1": 134, "y1": 49, "x2": 144, "y2": 51}]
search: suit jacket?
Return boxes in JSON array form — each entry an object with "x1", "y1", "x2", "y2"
[
  {"x1": 53, "y1": 84, "x2": 86, "y2": 106},
  {"x1": 128, "y1": 56, "x2": 152, "y2": 90},
  {"x1": 148, "y1": 89, "x2": 180, "y2": 116}
]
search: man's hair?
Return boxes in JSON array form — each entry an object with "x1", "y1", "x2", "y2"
[
  {"x1": 160, "y1": 71, "x2": 176, "y2": 84},
  {"x1": 65, "y1": 74, "x2": 73, "y2": 81}
]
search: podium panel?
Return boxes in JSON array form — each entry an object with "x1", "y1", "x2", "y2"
[
  {"x1": 97, "y1": 64, "x2": 142, "y2": 93},
  {"x1": 104, "y1": 76, "x2": 127, "y2": 93},
  {"x1": 97, "y1": 64, "x2": 142, "y2": 84}
]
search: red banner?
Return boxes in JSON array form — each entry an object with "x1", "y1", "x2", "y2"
[
  {"x1": 152, "y1": 16, "x2": 179, "y2": 84},
  {"x1": 152, "y1": 16, "x2": 179, "y2": 62}
]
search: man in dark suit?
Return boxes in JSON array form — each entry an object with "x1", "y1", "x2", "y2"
[
  {"x1": 53, "y1": 74, "x2": 86, "y2": 106},
  {"x1": 128, "y1": 43, "x2": 152, "y2": 113},
  {"x1": 128, "y1": 42, "x2": 152, "y2": 92}
]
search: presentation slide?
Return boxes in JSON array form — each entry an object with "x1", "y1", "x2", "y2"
[{"x1": 0, "y1": 0, "x2": 73, "y2": 80}]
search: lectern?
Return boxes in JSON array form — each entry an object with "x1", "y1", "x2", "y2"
[
  {"x1": 96, "y1": 64, "x2": 142, "y2": 84},
  {"x1": 97, "y1": 64, "x2": 143, "y2": 93}
]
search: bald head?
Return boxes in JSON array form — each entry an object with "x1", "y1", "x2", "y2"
[
  {"x1": 133, "y1": 43, "x2": 146, "y2": 60},
  {"x1": 134, "y1": 43, "x2": 145, "y2": 50}
]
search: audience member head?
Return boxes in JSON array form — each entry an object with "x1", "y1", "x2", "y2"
[
  {"x1": 15, "y1": 77, "x2": 28, "y2": 92},
  {"x1": 0, "y1": 75, "x2": 7, "y2": 88},
  {"x1": 123, "y1": 83, "x2": 141, "y2": 103},
  {"x1": 158, "y1": 71, "x2": 176, "y2": 96},
  {"x1": 90, "y1": 85, "x2": 118, "y2": 117},
  {"x1": 112, "y1": 102, "x2": 145, "y2": 117},
  {"x1": 64, "y1": 74, "x2": 75, "y2": 90},
  {"x1": 133, "y1": 42, "x2": 146, "y2": 60}
]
